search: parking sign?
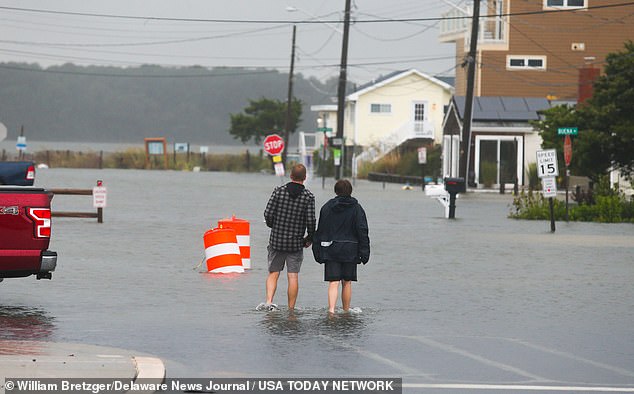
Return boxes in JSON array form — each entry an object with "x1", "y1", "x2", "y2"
[{"x1": 536, "y1": 149, "x2": 559, "y2": 178}]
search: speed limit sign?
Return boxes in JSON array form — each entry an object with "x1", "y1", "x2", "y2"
[{"x1": 536, "y1": 149, "x2": 559, "y2": 178}]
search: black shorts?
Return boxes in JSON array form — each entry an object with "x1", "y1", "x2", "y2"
[{"x1": 324, "y1": 261, "x2": 357, "y2": 282}]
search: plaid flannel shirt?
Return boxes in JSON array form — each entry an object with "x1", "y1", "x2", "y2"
[{"x1": 264, "y1": 183, "x2": 316, "y2": 252}]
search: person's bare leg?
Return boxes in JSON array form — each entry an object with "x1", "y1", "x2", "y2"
[
  {"x1": 341, "y1": 280, "x2": 352, "y2": 311},
  {"x1": 328, "y1": 281, "x2": 340, "y2": 313},
  {"x1": 287, "y1": 272, "x2": 299, "y2": 310},
  {"x1": 265, "y1": 271, "x2": 280, "y2": 304}
]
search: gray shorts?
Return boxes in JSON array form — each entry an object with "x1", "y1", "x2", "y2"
[{"x1": 267, "y1": 246, "x2": 303, "y2": 273}]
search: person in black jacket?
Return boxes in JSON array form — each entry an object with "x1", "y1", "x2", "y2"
[{"x1": 313, "y1": 179, "x2": 370, "y2": 313}]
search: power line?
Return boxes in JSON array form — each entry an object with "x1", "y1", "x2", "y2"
[
  {"x1": 1, "y1": 2, "x2": 633, "y2": 24},
  {"x1": 0, "y1": 23, "x2": 289, "y2": 48}
]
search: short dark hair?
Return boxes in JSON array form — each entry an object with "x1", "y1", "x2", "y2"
[
  {"x1": 334, "y1": 179, "x2": 353, "y2": 196},
  {"x1": 290, "y1": 164, "x2": 306, "y2": 181}
]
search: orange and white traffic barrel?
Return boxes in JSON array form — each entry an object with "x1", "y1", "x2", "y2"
[
  {"x1": 203, "y1": 228, "x2": 244, "y2": 273},
  {"x1": 218, "y1": 215, "x2": 251, "y2": 269}
]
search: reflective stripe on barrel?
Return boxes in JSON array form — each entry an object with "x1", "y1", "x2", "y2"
[
  {"x1": 218, "y1": 216, "x2": 251, "y2": 269},
  {"x1": 203, "y1": 228, "x2": 244, "y2": 273}
]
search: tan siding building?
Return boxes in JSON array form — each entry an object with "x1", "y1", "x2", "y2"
[{"x1": 441, "y1": 0, "x2": 634, "y2": 100}]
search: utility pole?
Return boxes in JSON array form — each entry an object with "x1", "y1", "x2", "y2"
[
  {"x1": 283, "y1": 24, "x2": 297, "y2": 165},
  {"x1": 335, "y1": 0, "x2": 351, "y2": 180},
  {"x1": 460, "y1": 0, "x2": 480, "y2": 187}
]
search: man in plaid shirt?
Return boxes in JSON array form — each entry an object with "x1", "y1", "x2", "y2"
[{"x1": 257, "y1": 164, "x2": 315, "y2": 312}]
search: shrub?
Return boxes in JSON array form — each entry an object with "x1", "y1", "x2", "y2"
[
  {"x1": 356, "y1": 144, "x2": 442, "y2": 179},
  {"x1": 510, "y1": 176, "x2": 634, "y2": 223}
]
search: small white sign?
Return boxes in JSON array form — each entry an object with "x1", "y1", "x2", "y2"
[
  {"x1": 0, "y1": 122, "x2": 7, "y2": 142},
  {"x1": 274, "y1": 162, "x2": 285, "y2": 177},
  {"x1": 174, "y1": 143, "x2": 189, "y2": 153},
  {"x1": 333, "y1": 149, "x2": 341, "y2": 166},
  {"x1": 536, "y1": 149, "x2": 559, "y2": 178},
  {"x1": 199, "y1": 146, "x2": 209, "y2": 154},
  {"x1": 16, "y1": 135, "x2": 27, "y2": 151},
  {"x1": 418, "y1": 147, "x2": 427, "y2": 164},
  {"x1": 542, "y1": 176, "x2": 557, "y2": 198},
  {"x1": 93, "y1": 186, "x2": 107, "y2": 208}
]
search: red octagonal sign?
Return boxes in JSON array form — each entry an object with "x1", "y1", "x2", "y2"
[{"x1": 263, "y1": 134, "x2": 285, "y2": 156}]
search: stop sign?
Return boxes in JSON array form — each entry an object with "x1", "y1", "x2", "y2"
[{"x1": 263, "y1": 134, "x2": 285, "y2": 156}]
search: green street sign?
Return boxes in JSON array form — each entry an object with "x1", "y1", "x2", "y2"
[
  {"x1": 318, "y1": 127, "x2": 333, "y2": 132},
  {"x1": 558, "y1": 127, "x2": 578, "y2": 136}
]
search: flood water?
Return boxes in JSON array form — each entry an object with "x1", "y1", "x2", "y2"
[{"x1": 1, "y1": 168, "x2": 633, "y2": 390}]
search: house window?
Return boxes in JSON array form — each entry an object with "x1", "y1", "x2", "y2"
[
  {"x1": 370, "y1": 103, "x2": 391, "y2": 114},
  {"x1": 414, "y1": 103, "x2": 425, "y2": 122},
  {"x1": 506, "y1": 55, "x2": 547, "y2": 70},
  {"x1": 544, "y1": 0, "x2": 586, "y2": 9}
]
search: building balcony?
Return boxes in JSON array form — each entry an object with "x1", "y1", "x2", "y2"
[{"x1": 439, "y1": 0, "x2": 508, "y2": 49}]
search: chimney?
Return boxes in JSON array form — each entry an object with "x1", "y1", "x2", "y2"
[{"x1": 578, "y1": 57, "x2": 600, "y2": 104}]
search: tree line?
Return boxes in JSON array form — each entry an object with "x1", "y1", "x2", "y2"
[{"x1": 0, "y1": 63, "x2": 340, "y2": 147}]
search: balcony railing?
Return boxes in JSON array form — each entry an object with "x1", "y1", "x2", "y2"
[
  {"x1": 355, "y1": 120, "x2": 434, "y2": 164},
  {"x1": 439, "y1": 0, "x2": 507, "y2": 45}
]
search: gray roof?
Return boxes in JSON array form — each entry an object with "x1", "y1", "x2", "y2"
[
  {"x1": 453, "y1": 96, "x2": 550, "y2": 122},
  {"x1": 349, "y1": 69, "x2": 454, "y2": 99}
]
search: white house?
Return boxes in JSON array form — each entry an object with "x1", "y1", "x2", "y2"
[{"x1": 311, "y1": 69, "x2": 454, "y2": 173}]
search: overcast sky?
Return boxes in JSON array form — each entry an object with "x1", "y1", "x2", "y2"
[{"x1": 0, "y1": 0, "x2": 458, "y2": 85}]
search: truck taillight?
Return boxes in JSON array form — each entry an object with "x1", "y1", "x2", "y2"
[
  {"x1": 27, "y1": 208, "x2": 51, "y2": 238},
  {"x1": 26, "y1": 165, "x2": 36, "y2": 181}
]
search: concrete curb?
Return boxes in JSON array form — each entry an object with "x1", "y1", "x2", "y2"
[{"x1": 0, "y1": 341, "x2": 165, "y2": 394}]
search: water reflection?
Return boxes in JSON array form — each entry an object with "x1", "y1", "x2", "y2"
[
  {"x1": 258, "y1": 308, "x2": 370, "y2": 341},
  {"x1": 0, "y1": 306, "x2": 56, "y2": 343}
]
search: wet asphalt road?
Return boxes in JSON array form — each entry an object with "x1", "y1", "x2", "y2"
[{"x1": 1, "y1": 168, "x2": 633, "y2": 393}]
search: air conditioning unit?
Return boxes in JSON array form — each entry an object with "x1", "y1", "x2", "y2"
[{"x1": 571, "y1": 42, "x2": 586, "y2": 51}]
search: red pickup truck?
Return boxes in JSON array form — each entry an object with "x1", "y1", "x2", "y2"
[{"x1": 0, "y1": 187, "x2": 57, "y2": 281}]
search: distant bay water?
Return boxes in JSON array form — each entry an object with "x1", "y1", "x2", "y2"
[{"x1": 0, "y1": 139, "x2": 263, "y2": 155}]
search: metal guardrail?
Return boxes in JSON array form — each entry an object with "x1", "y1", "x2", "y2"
[{"x1": 367, "y1": 172, "x2": 424, "y2": 185}]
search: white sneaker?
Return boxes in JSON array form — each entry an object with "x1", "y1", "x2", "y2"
[
  {"x1": 256, "y1": 302, "x2": 280, "y2": 312},
  {"x1": 347, "y1": 307, "x2": 362, "y2": 314}
]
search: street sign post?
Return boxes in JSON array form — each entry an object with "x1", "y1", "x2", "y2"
[
  {"x1": 317, "y1": 128, "x2": 332, "y2": 190},
  {"x1": 536, "y1": 149, "x2": 559, "y2": 233},
  {"x1": 563, "y1": 135, "x2": 572, "y2": 167},
  {"x1": 563, "y1": 134, "x2": 572, "y2": 221},
  {"x1": 418, "y1": 147, "x2": 427, "y2": 191},
  {"x1": 263, "y1": 134, "x2": 285, "y2": 178}
]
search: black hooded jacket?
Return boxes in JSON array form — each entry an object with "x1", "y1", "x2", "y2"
[{"x1": 312, "y1": 195, "x2": 370, "y2": 264}]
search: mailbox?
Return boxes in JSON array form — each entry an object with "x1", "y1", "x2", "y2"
[
  {"x1": 443, "y1": 177, "x2": 465, "y2": 219},
  {"x1": 444, "y1": 177, "x2": 466, "y2": 193}
]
